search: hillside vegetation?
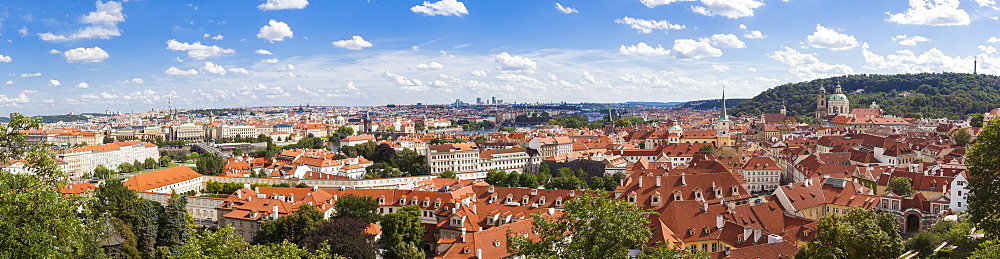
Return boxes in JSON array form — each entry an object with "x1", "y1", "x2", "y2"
[
  {"x1": 729, "y1": 73, "x2": 1000, "y2": 120},
  {"x1": 671, "y1": 98, "x2": 749, "y2": 111}
]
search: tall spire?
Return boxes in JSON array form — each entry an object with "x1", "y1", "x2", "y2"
[
  {"x1": 975, "y1": 58, "x2": 978, "y2": 75},
  {"x1": 720, "y1": 86, "x2": 728, "y2": 121}
]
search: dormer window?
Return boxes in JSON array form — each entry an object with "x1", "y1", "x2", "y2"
[
  {"x1": 688, "y1": 227, "x2": 696, "y2": 236},
  {"x1": 400, "y1": 198, "x2": 407, "y2": 204},
  {"x1": 505, "y1": 196, "x2": 513, "y2": 203},
  {"x1": 651, "y1": 194, "x2": 661, "y2": 206},
  {"x1": 378, "y1": 196, "x2": 385, "y2": 204},
  {"x1": 450, "y1": 216, "x2": 463, "y2": 227},
  {"x1": 539, "y1": 197, "x2": 546, "y2": 205},
  {"x1": 628, "y1": 193, "x2": 637, "y2": 204},
  {"x1": 731, "y1": 185, "x2": 738, "y2": 194},
  {"x1": 489, "y1": 195, "x2": 498, "y2": 204},
  {"x1": 435, "y1": 201, "x2": 442, "y2": 208},
  {"x1": 487, "y1": 216, "x2": 495, "y2": 225},
  {"x1": 521, "y1": 197, "x2": 530, "y2": 205},
  {"x1": 673, "y1": 191, "x2": 683, "y2": 201},
  {"x1": 423, "y1": 200, "x2": 430, "y2": 207},
  {"x1": 694, "y1": 191, "x2": 703, "y2": 201},
  {"x1": 715, "y1": 188, "x2": 722, "y2": 197},
  {"x1": 411, "y1": 199, "x2": 419, "y2": 205},
  {"x1": 555, "y1": 198, "x2": 563, "y2": 206}
]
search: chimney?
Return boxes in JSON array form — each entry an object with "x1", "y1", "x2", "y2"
[
  {"x1": 754, "y1": 229, "x2": 762, "y2": 243},
  {"x1": 461, "y1": 228, "x2": 467, "y2": 242},
  {"x1": 702, "y1": 202, "x2": 708, "y2": 212},
  {"x1": 312, "y1": 186, "x2": 318, "y2": 191},
  {"x1": 656, "y1": 175, "x2": 662, "y2": 187},
  {"x1": 569, "y1": 190, "x2": 575, "y2": 197},
  {"x1": 531, "y1": 189, "x2": 538, "y2": 196},
  {"x1": 681, "y1": 173, "x2": 687, "y2": 186},
  {"x1": 716, "y1": 214, "x2": 724, "y2": 230},
  {"x1": 254, "y1": 186, "x2": 260, "y2": 193},
  {"x1": 548, "y1": 208, "x2": 555, "y2": 215},
  {"x1": 488, "y1": 186, "x2": 494, "y2": 193},
  {"x1": 334, "y1": 195, "x2": 338, "y2": 200},
  {"x1": 638, "y1": 175, "x2": 643, "y2": 188},
  {"x1": 477, "y1": 249, "x2": 482, "y2": 259},
  {"x1": 472, "y1": 204, "x2": 477, "y2": 213},
  {"x1": 243, "y1": 183, "x2": 251, "y2": 189},
  {"x1": 743, "y1": 227, "x2": 752, "y2": 242},
  {"x1": 237, "y1": 190, "x2": 243, "y2": 199},
  {"x1": 271, "y1": 205, "x2": 279, "y2": 220}
]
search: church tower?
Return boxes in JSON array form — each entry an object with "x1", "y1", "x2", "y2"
[
  {"x1": 815, "y1": 85, "x2": 827, "y2": 121},
  {"x1": 714, "y1": 87, "x2": 732, "y2": 146},
  {"x1": 827, "y1": 84, "x2": 850, "y2": 116},
  {"x1": 603, "y1": 108, "x2": 615, "y2": 135}
]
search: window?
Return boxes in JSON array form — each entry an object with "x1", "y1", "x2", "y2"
[
  {"x1": 522, "y1": 197, "x2": 529, "y2": 204},
  {"x1": 555, "y1": 198, "x2": 563, "y2": 206}
]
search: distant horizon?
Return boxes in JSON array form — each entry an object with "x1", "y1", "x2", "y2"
[{"x1": 1, "y1": 1, "x2": 998, "y2": 115}]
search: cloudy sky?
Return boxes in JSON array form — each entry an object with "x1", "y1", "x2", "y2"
[{"x1": 1, "y1": 0, "x2": 999, "y2": 115}]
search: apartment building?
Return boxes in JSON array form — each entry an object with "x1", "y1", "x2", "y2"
[
  {"x1": 58, "y1": 141, "x2": 159, "y2": 177},
  {"x1": 426, "y1": 143, "x2": 481, "y2": 174}
]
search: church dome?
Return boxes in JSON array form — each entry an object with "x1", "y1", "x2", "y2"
[
  {"x1": 828, "y1": 93, "x2": 848, "y2": 101},
  {"x1": 668, "y1": 125, "x2": 683, "y2": 131}
]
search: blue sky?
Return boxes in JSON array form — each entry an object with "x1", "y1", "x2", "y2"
[{"x1": 1, "y1": 0, "x2": 999, "y2": 115}]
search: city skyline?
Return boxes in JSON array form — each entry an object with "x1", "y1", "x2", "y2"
[{"x1": 2, "y1": 0, "x2": 1000, "y2": 115}]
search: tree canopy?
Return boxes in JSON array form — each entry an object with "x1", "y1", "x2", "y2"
[
  {"x1": 887, "y1": 177, "x2": 914, "y2": 196},
  {"x1": 508, "y1": 191, "x2": 657, "y2": 259},
  {"x1": 796, "y1": 208, "x2": 903, "y2": 258},
  {"x1": 967, "y1": 118, "x2": 1000, "y2": 239},
  {"x1": 333, "y1": 194, "x2": 382, "y2": 224}
]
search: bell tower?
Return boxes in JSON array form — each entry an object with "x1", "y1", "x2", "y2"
[{"x1": 815, "y1": 85, "x2": 827, "y2": 122}]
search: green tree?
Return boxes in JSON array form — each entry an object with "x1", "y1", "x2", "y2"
[
  {"x1": 354, "y1": 140, "x2": 378, "y2": 159},
  {"x1": 172, "y1": 227, "x2": 339, "y2": 259},
  {"x1": 887, "y1": 177, "x2": 915, "y2": 196},
  {"x1": 905, "y1": 231, "x2": 940, "y2": 258},
  {"x1": 93, "y1": 180, "x2": 145, "y2": 227},
  {"x1": 972, "y1": 239, "x2": 1000, "y2": 259},
  {"x1": 145, "y1": 157, "x2": 159, "y2": 169},
  {"x1": 334, "y1": 194, "x2": 382, "y2": 223},
  {"x1": 955, "y1": 128, "x2": 972, "y2": 147},
  {"x1": 508, "y1": 191, "x2": 656, "y2": 259},
  {"x1": 94, "y1": 164, "x2": 114, "y2": 179},
  {"x1": 0, "y1": 170, "x2": 98, "y2": 258},
  {"x1": 696, "y1": 144, "x2": 714, "y2": 154},
  {"x1": 439, "y1": 170, "x2": 457, "y2": 179},
  {"x1": 299, "y1": 217, "x2": 377, "y2": 259},
  {"x1": 381, "y1": 205, "x2": 424, "y2": 258},
  {"x1": 796, "y1": 208, "x2": 903, "y2": 258},
  {"x1": 334, "y1": 126, "x2": 355, "y2": 139},
  {"x1": 138, "y1": 200, "x2": 163, "y2": 257},
  {"x1": 370, "y1": 143, "x2": 398, "y2": 164},
  {"x1": 119, "y1": 162, "x2": 135, "y2": 174},
  {"x1": 485, "y1": 170, "x2": 509, "y2": 186},
  {"x1": 196, "y1": 152, "x2": 225, "y2": 176},
  {"x1": 971, "y1": 114, "x2": 986, "y2": 128},
  {"x1": 232, "y1": 148, "x2": 244, "y2": 156},
  {"x1": 111, "y1": 218, "x2": 142, "y2": 259},
  {"x1": 387, "y1": 242, "x2": 424, "y2": 259},
  {"x1": 159, "y1": 156, "x2": 172, "y2": 167},
  {"x1": 253, "y1": 204, "x2": 325, "y2": 245},
  {"x1": 968, "y1": 118, "x2": 1000, "y2": 238},
  {"x1": 160, "y1": 194, "x2": 192, "y2": 252}
]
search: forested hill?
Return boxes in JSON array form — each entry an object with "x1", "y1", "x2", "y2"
[
  {"x1": 671, "y1": 98, "x2": 749, "y2": 111},
  {"x1": 729, "y1": 73, "x2": 1000, "y2": 120}
]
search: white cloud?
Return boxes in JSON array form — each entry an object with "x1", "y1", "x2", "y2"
[
  {"x1": 806, "y1": 24, "x2": 859, "y2": 50},
  {"x1": 257, "y1": 20, "x2": 294, "y2": 42},
  {"x1": 76, "y1": 82, "x2": 90, "y2": 89},
  {"x1": 21, "y1": 90, "x2": 39, "y2": 94},
  {"x1": 19, "y1": 27, "x2": 28, "y2": 36},
  {"x1": 770, "y1": 46, "x2": 854, "y2": 79},
  {"x1": 615, "y1": 16, "x2": 685, "y2": 34},
  {"x1": 979, "y1": 45, "x2": 997, "y2": 55},
  {"x1": 49, "y1": 79, "x2": 61, "y2": 87},
  {"x1": 412, "y1": 46, "x2": 421, "y2": 51},
  {"x1": 712, "y1": 65, "x2": 730, "y2": 72},
  {"x1": 21, "y1": 73, "x2": 42, "y2": 78},
  {"x1": 471, "y1": 70, "x2": 488, "y2": 76},
  {"x1": 261, "y1": 58, "x2": 279, "y2": 63},
  {"x1": 988, "y1": 36, "x2": 1000, "y2": 43},
  {"x1": 332, "y1": 36, "x2": 373, "y2": 50},
  {"x1": 37, "y1": 1, "x2": 125, "y2": 41},
  {"x1": 640, "y1": 0, "x2": 695, "y2": 8},
  {"x1": 228, "y1": 67, "x2": 250, "y2": 75},
  {"x1": 383, "y1": 71, "x2": 428, "y2": 91},
  {"x1": 411, "y1": 0, "x2": 469, "y2": 16},
  {"x1": 0, "y1": 55, "x2": 10, "y2": 63},
  {"x1": 49, "y1": 49, "x2": 62, "y2": 54},
  {"x1": 495, "y1": 52, "x2": 537, "y2": 72},
  {"x1": 708, "y1": 34, "x2": 746, "y2": 48},
  {"x1": 258, "y1": 0, "x2": 309, "y2": 10},
  {"x1": 122, "y1": 78, "x2": 143, "y2": 84},
  {"x1": 165, "y1": 67, "x2": 199, "y2": 76},
  {"x1": 4, "y1": 81, "x2": 12, "y2": 85},
  {"x1": 979, "y1": 0, "x2": 1000, "y2": 10},
  {"x1": 744, "y1": 30, "x2": 765, "y2": 39},
  {"x1": 416, "y1": 62, "x2": 445, "y2": 69},
  {"x1": 619, "y1": 42, "x2": 671, "y2": 57},
  {"x1": 255, "y1": 49, "x2": 273, "y2": 55},
  {"x1": 201, "y1": 62, "x2": 227, "y2": 75},
  {"x1": 690, "y1": 0, "x2": 765, "y2": 18},
  {"x1": 203, "y1": 33, "x2": 223, "y2": 40},
  {"x1": 672, "y1": 39, "x2": 723, "y2": 60},
  {"x1": 63, "y1": 46, "x2": 110, "y2": 63},
  {"x1": 886, "y1": 0, "x2": 970, "y2": 26},
  {"x1": 555, "y1": 3, "x2": 579, "y2": 13},
  {"x1": 862, "y1": 46, "x2": 971, "y2": 73},
  {"x1": 580, "y1": 72, "x2": 608, "y2": 85},
  {"x1": 166, "y1": 39, "x2": 235, "y2": 60},
  {"x1": 892, "y1": 35, "x2": 931, "y2": 46}
]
